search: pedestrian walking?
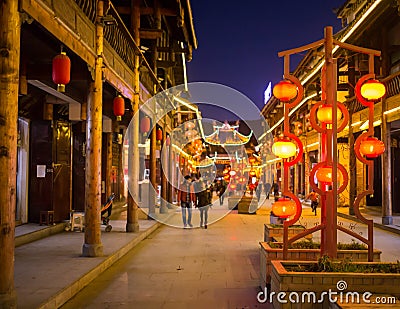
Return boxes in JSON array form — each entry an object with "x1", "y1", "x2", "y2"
[
  {"x1": 177, "y1": 175, "x2": 196, "y2": 228},
  {"x1": 264, "y1": 182, "x2": 271, "y2": 199},
  {"x1": 218, "y1": 179, "x2": 227, "y2": 205},
  {"x1": 272, "y1": 182, "x2": 280, "y2": 201},
  {"x1": 306, "y1": 190, "x2": 319, "y2": 216},
  {"x1": 195, "y1": 178, "x2": 212, "y2": 229}
]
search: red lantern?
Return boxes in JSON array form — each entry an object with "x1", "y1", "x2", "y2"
[
  {"x1": 113, "y1": 95, "x2": 125, "y2": 121},
  {"x1": 316, "y1": 104, "x2": 342, "y2": 124},
  {"x1": 140, "y1": 116, "x2": 150, "y2": 135},
  {"x1": 156, "y1": 128, "x2": 163, "y2": 141},
  {"x1": 249, "y1": 170, "x2": 256, "y2": 177},
  {"x1": 273, "y1": 80, "x2": 298, "y2": 102},
  {"x1": 315, "y1": 166, "x2": 342, "y2": 184},
  {"x1": 360, "y1": 137, "x2": 385, "y2": 158},
  {"x1": 52, "y1": 52, "x2": 71, "y2": 92},
  {"x1": 230, "y1": 183, "x2": 237, "y2": 190},
  {"x1": 272, "y1": 198, "x2": 296, "y2": 218}
]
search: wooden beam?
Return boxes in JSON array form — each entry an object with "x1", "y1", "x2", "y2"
[
  {"x1": 156, "y1": 60, "x2": 176, "y2": 68},
  {"x1": 139, "y1": 28, "x2": 163, "y2": 40},
  {"x1": 140, "y1": 7, "x2": 177, "y2": 16}
]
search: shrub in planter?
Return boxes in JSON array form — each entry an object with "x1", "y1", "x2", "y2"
[
  {"x1": 269, "y1": 257, "x2": 400, "y2": 309},
  {"x1": 259, "y1": 241, "x2": 382, "y2": 290}
]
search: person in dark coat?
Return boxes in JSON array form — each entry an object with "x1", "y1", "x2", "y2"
[
  {"x1": 177, "y1": 175, "x2": 196, "y2": 228},
  {"x1": 195, "y1": 178, "x2": 212, "y2": 229}
]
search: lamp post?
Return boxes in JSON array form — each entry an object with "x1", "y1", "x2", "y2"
[{"x1": 272, "y1": 26, "x2": 385, "y2": 261}]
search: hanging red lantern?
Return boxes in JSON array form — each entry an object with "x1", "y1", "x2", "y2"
[
  {"x1": 140, "y1": 116, "x2": 151, "y2": 135},
  {"x1": 113, "y1": 95, "x2": 125, "y2": 121},
  {"x1": 360, "y1": 79, "x2": 386, "y2": 101},
  {"x1": 360, "y1": 137, "x2": 385, "y2": 158},
  {"x1": 52, "y1": 52, "x2": 71, "y2": 92},
  {"x1": 272, "y1": 198, "x2": 296, "y2": 218},
  {"x1": 156, "y1": 128, "x2": 163, "y2": 141},
  {"x1": 273, "y1": 80, "x2": 298, "y2": 102},
  {"x1": 249, "y1": 170, "x2": 256, "y2": 177},
  {"x1": 316, "y1": 104, "x2": 342, "y2": 124}
]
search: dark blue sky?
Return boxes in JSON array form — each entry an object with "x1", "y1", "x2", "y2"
[{"x1": 187, "y1": 1, "x2": 345, "y2": 121}]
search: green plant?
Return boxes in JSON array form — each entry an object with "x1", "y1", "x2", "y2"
[
  {"x1": 267, "y1": 239, "x2": 367, "y2": 250},
  {"x1": 288, "y1": 256, "x2": 400, "y2": 273}
]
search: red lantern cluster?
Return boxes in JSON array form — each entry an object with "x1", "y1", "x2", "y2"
[
  {"x1": 113, "y1": 95, "x2": 125, "y2": 121},
  {"x1": 52, "y1": 52, "x2": 71, "y2": 92}
]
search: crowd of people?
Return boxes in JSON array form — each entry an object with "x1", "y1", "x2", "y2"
[{"x1": 176, "y1": 174, "x2": 319, "y2": 228}]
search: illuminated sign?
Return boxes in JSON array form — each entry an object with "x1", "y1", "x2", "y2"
[{"x1": 264, "y1": 82, "x2": 272, "y2": 104}]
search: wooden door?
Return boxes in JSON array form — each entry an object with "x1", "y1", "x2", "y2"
[
  {"x1": 52, "y1": 121, "x2": 71, "y2": 221},
  {"x1": 29, "y1": 121, "x2": 53, "y2": 223}
]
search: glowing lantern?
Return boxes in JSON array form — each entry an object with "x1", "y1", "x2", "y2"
[
  {"x1": 315, "y1": 166, "x2": 342, "y2": 184},
  {"x1": 229, "y1": 170, "x2": 236, "y2": 177},
  {"x1": 230, "y1": 183, "x2": 237, "y2": 190},
  {"x1": 273, "y1": 80, "x2": 298, "y2": 102},
  {"x1": 52, "y1": 52, "x2": 71, "y2": 92},
  {"x1": 294, "y1": 128, "x2": 302, "y2": 136},
  {"x1": 360, "y1": 79, "x2": 386, "y2": 101},
  {"x1": 113, "y1": 95, "x2": 125, "y2": 121},
  {"x1": 360, "y1": 137, "x2": 385, "y2": 158},
  {"x1": 249, "y1": 157, "x2": 256, "y2": 164},
  {"x1": 249, "y1": 170, "x2": 256, "y2": 177},
  {"x1": 272, "y1": 139, "x2": 297, "y2": 158},
  {"x1": 239, "y1": 176, "x2": 247, "y2": 184},
  {"x1": 272, "y1": 198, "x2": 296, "y2": 218},
  {"x1": 156, "y1": 128, "x2": 163, "y2": 141},
  {"x1": 140, "y1": 116, "x2": 150, "y2": 135},
  {"x1": 316, "y1": 105, "x2": 342, "y2": 124}
]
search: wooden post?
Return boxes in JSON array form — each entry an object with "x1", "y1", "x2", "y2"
[
  {"x1": 126, "y1": 0, "x2": 140, "y2": 232},
  {"x1": 106, "y1": 131, "x2": 112, "y2": 200},
  {"x1": 82, "y1": 0, "x2": 104, "y2": 257},
  {"x1": 381, "y1": 98, "x2": 393, "y2": 225},
  {"x1": 0, "y1": 0, "x2": 19, "y2": 306},
  {"x1": 323, "y1": 26, "x2": 338, "y2": 259},
  {"x1": 348, "y1": 54, "x2": 357, "y2": 215},
  {"x1": 160, "y1": 122, "x2": 168, "y2": 213}
]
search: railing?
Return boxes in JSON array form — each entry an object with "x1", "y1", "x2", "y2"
[{"x1": 74, "y1": 0, "x2": 96, "y2": 23}]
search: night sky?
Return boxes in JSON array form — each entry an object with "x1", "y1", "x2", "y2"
[{"x1": 187, "y1": 0, "x2": 345, "y2": 121}]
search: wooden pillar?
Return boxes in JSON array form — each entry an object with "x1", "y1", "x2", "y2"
[
  {"x1": 126, "y1": 0, "x2": 140, "y2": 232},
  {"x1": 105, "y1": 131, "x2": 112, "y2": 199},
  {"x1": 348, "y1": 54, "x2": 357, "y2": 215},
  {"x1": 82, "y1": 0, "x2": 104, "y2": 257},
  {"x1": 160, "y1": 123, "x2": 168, "y2": 213},
  {"x1": 148, "y1": 0, "x2": 161, "y2": 218},
  {"x1": 381, "y1": 98, "x2": 393, "y2": 225},
  {"x1": 0, "y1": 0, "x2": 19, "y2": 306},
  {"x1": 322, "y1": 26, "x2": 337, "y2": 259}
]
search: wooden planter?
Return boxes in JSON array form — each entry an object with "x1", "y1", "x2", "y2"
[
  {"x1": 260, "y1": 242, "x2": 382, "y2": 290},
  {"x1": 270, "y1": 260, "x2": 399, "y2": 309},
  {"x1": 228, "y1": 196, "x2": 258, "y2": 213},
  {"x1": 264, "y1": 223, "x2": 312, "y2": 242}
]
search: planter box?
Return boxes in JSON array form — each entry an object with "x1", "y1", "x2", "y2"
[
  {"x1": 264, "y1": 223, "x2": 312, "y2": 242},
  {"x1": 269, "y1": 260, "x2": 400, "y2": 309},
  {"x1": 228, "y1": 196, "x2": 258, "y2": 213},
  {"x1": 228, "y1": 196, "x2": 241, "y2": 210},
  {"x1": 260, "y1": 242, "x2": 382, "y2": 290}
]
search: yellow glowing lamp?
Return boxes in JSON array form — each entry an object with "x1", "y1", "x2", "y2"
[
  {"x1": 317, "y1": 105, "x2": 342, "y2": 124},
  {"x1": 272, "y1": 198, "x2": 296, "y2": 218},
  {"x1": 272, "y1": 139, "x2": 297, "y2": 158},
  {"x1": 360, "y1": 79, "x2": 386, "y2": 101},
  {"x1": 273, "y1": 80, "x2": 298, "y2": 102},
  {"x1": 315, "y1": 166, "x2": 342, "y2": 184},
  {"x1": 229, "y1": 170, "x2": 237, "y2": 176}
]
